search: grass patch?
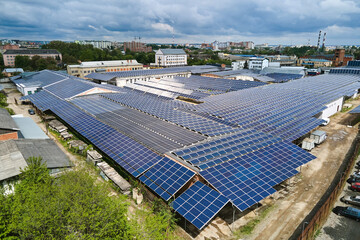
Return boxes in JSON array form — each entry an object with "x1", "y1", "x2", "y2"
[{"x1": 234, "y1": 204, "x2": 276, "y2": 238}]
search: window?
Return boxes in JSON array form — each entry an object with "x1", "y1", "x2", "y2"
[{"x1": 27, "y1": 91, "x2": 32, "y2": 95}]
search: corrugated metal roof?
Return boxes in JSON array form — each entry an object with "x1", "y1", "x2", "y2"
[
  {"x1": 0, "y1": 140, "x2": 28, "y2": 181},
  {"x1": 0, "y1": 108, "x2": 19, "y2": 131},
  {"x1": 12, "y1": 117, "x2": 49, "y2": 139},
  {"x1": 158, "y1": 49, "x2": 186, "y2": 55},
  {"x1": 2, "y1": 68, "x2": 24, "y2": 73},
  {"x1": 15, "y1": 139, "x2": 72, "y2": 169}
]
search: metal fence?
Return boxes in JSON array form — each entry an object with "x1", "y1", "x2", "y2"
[{"x1": 296, "y1": 131, "x2": 360, "y2": 240}]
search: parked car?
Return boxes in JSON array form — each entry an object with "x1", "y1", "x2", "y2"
[
  {"x1": 351, "y1": 171, "x2": 360, "y2": 178},
  {"x1": 28, "y1": 109, "x2": 35, "y2": 115},
  {"x1": 347, "y1": 176, "x2": 360, "y2": 184},
  {"x1": 341, "y1": 195, "x2": 360, "y2": 207},
  {"x1": 350, "y1": 182, "x2": 360, "y2": 192},
  {"x1": 333, "y1": 206, "x2": 360, "y2": 221}
]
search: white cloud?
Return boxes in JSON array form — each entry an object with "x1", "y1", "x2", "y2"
[{"x1": 151, "y1": 23, "x2": 174, "y2": 33}]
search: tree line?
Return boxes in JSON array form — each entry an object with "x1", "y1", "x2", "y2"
[
  {"x1": 42, "y1": 41, "x2": 155, "y2": 66},
  {"x1": 0, "y1": 157, "x2": 178, "y2": 239}
]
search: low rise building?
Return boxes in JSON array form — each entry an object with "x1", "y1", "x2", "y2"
[
  {"x1": 1, "y1": 68, "x2": 24, "y2": 77},
  {"x1": 297, "y1": 58, "x2": 332, "y2": 68},
  {"x1": 67, "y1": 60, "x2": 143, "y2": 78},
  {"x1": 123, "y1": 41, "x2": 152, "y2": 53},
  {"x1": 248, "y1": 58, "x2": 269, "y2": 70},
  {"x1": 3, "y1": 49, "x2": 62, "y2": 67},
  {"x1": 75, "y1": 40, "x2": 112, "y2": 49},
  {"x1": 155, "y1": 49, "x2": 187, "y2": 67},
  {"x1": 0, "y1": 44, "x2": 19, "y2": 54},
  {"x1": 231, "y1": 60, "x2": 246, "y2": 70}
]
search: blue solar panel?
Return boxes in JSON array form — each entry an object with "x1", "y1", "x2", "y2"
[
  {"x1": 172, "y1": 181, "x2": 229, "y2": 230},
  {"x1": 200, "y1": 142, "x2": 315, "y2": 211},
  {"x1": 44, "y1": 78, "x2": 95, "y2": 99},
  {"x1": 46, "y1": 99, "x2": 162, "y2": 177},
  {"x1": 139, "y1": 158, "x2": 195, "y2": 200}
]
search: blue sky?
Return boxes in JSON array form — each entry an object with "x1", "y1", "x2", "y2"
[{"x1": 1, "y1": 0, "x2": 360, "y2": 45}]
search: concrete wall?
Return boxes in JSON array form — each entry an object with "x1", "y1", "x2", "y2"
[{"x1": 320, "y1": 97, "x2": 344, "y2": 119}]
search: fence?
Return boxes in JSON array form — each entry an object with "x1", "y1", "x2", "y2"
[{"x1": 295, "y1": 131, "x2": 360, "y2": 240}]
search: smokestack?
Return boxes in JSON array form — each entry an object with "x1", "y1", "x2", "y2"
[
  {"x1": 322, "y1": 32, "x2": 326, "y2": 50},
  {"x1": 317, "y1": 30, "x2": 322, "y2": 49}
]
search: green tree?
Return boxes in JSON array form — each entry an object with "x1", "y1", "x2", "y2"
[
  {"x1": 15, "y1": 55, "x2": 32, "y2": 70},
  {"x1": 6, "y1": 157, "x2": 132, "y2": 239}
]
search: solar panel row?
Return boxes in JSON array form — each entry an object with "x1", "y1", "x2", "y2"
[
  {"x1": 139, "y1": 158, "x2": 195, "y2": 201},
  {"x1": 200, "y1": 141, "x2": 315, "y2": 211},
  {"x1": 172, "y1": 181, "x2": 229, "y2": 230}
]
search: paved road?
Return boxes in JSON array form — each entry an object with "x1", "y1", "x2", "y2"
[{"x1": 318, "y1": 156, "x2": 360, "y2": 240}]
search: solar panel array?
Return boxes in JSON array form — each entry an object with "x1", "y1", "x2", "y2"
[
  {"x1": 101, "y1": 92, "x2": 238, "y2": 136},
  {"x1": 262, "y1": 73, "x2": 303, "y2": 83},
  {"x1": 172, "y1": 181, "x2": 229, "y2": 230},
  {"x1": 44, "y1": 78, "x2": 96, "y2": 99},
  {"x1": 347, "y1": 61, "x2": 360, "y2": 67},
  {"x1": 22, "y1": 69, "x2": 360, "y2": 230},
  {"x1": 27, "y1": 95, "x2": 164, "y2": 177},
  {"x1": 329, "y1": 68, "x2": 360, "y2": 75},
  {"x1": 200, "y1": 141, "x2": 315, "y2": 211},
  {"x1": 140, "y1": 158, "x2": 195, "y2": 200},
  {"x1": 349, "y1": 105, "x2": 360, "y2": 113},
  {"x1": 14, "y1": 70, "x2": 68, "y2": 87}
]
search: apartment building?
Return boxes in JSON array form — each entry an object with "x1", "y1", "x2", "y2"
[{"x1": 155, "y1": 49, "x2": 187, "y2": 67}]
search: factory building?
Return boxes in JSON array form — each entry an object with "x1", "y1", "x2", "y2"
[{"x1": 67, "y1": 60, "x2": 143, "y2": 78}]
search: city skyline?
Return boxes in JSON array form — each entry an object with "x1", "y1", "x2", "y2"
[{"x1": 1, "y1": 0, "x2": 360, "y2": 45}]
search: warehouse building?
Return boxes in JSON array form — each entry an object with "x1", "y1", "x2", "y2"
[{"x1": 67, "y1": 60, "x2": 143, "y2": 78}]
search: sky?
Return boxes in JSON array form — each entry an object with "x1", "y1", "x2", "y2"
[{"x1": 1, "y1": 0, "x2": 360, "y2": 45}]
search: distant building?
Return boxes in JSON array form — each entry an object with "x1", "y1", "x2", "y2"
[
  {"x1": 123, "y1": 41, "x2": 152, "y2": 53},
  {"x1": 155, "y1": 49, "x2": 187, "y2": 67},
  {"x1": 248, "y1": 58, "x2": 269, "y2": 70},
  {"x1": 229, "y1": 41, "x2": 254, "y2": 49},
  {"x1": 67, "y1": 60, "x2": 143, "y2": 78},
  {"x1": 254, "y1": 43, "x2": 269, "y2": 49},
  {"x1": 75, "y1": 40, "x2": 112, "y2": 49},
  {"x1": 301, "y1": 48, "x2": 353, "y2": 67},
  {"x1": 0, "y1": 44, "x2": 19, "y2": 54},
  {"x1": 2, "y1": 68, "x2": 24, "y2": 77},
  {"x1": 296, "y1": 58, "x2": 333, "y2": 68},
  {"x1": 3, "y1": 49, "x2": 62, "y2": 67},
  {"x1": 231, "y1": 60, "x2": 246, "y2": 70}
]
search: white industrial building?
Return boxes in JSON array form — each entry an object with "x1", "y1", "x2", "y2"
[
  {"x1": 231, "y1": 60, "x2": 246, "y2": 70},
  {"x1": 155, "y1": 49, "x2": 187, "y2": 67},
  {"x1": 248, "y1": 58, "x2": 269, "y2": 70}
]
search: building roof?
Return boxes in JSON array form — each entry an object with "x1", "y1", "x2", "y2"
[
  {"x1": 4, "y1": 49, "x2": 61, "y2": 55},
  {"x1": 158, "y1": 49, "x2": 186, "y2": 55},
  {"x1": 12, "y1": 116, "x2": 49, "y2": 139},
  {"x1": 14, "y1": 139, "x2": 72, "y2": 169},
  {"x1": 2, "y1": 68, "x2": 24, "y2": 73},
  {"x1": 302, "y1": 59, "x2": 332, "y2": 63},
  {"x1": 0, "y1": 140, "x2": 28, "y2": 181},
  {"x1": 12, "y1": 70, "x2": 68, "y2": 88},
  {"x1": 0, "y1": 108, "x2": 19, "y2": 131},
  {"x1": 68, "y1": 60, "x2": 142, "y2": 68}
]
